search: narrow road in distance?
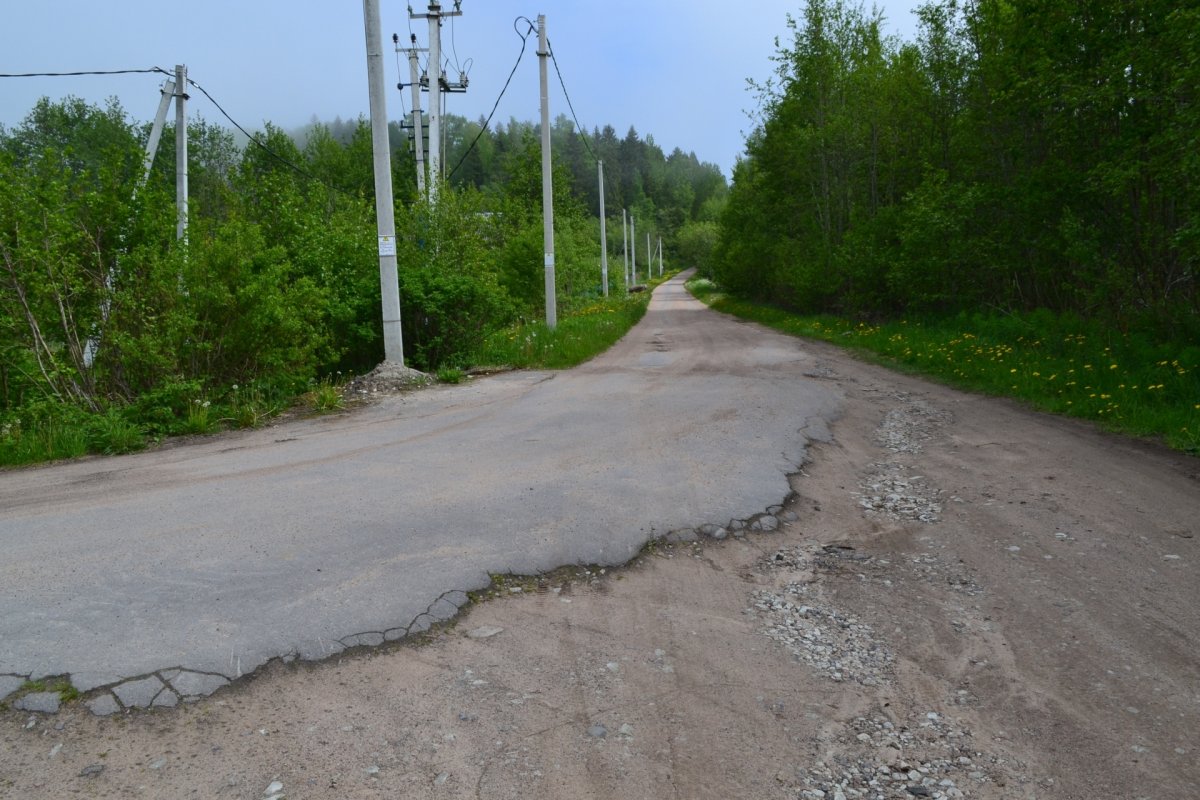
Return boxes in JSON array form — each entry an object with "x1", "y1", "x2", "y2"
[{"x1": 0, "y1": 272, "x2": 841, "y2": 706}]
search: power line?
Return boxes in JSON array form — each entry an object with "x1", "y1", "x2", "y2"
[
  {"x1": 544, "y1": 39, "x2": 619, "y2": 215},
  {"x1": 2, "y1": 65, "x2": 360, "y2": 200},
  {"x1": 446, "y1": 16, "x2": 536, "y2": 181},
  {"x1": 405, "y1": 5, "x2": 429, "y2": 74},
  {"x1": 185, "y1": 77, "x2": 352, "y2": 199},
  {"x1": 547, "y1": 40, "x2": 596, "y2": 162},
  {"x1": 0, "y1": 67, "x2": 172, "y2": 79},
  {"x1": 450, "y1": 13, "x2": 463, "y2": 74}
]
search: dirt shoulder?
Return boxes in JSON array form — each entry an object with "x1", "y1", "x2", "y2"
[{"x1": 3, "y1": 337, "x2": 1197, "y2": 800}]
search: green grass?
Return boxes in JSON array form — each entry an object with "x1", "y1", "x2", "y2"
[
  {"x1": 436, "y1": 366, "x2": 467, "y2": 384},
  {"x1": 0, "y1": 279, "x2": 674, "y2": 468},
  {"x1": 178, "y1": 398, "x2": 216, "y2": 435},
  {"x1": 84, "y1": 408, "x2": 146, "y2": 455},
  {"x1": 226, "y1": 383, "x2": 283, "y2": 429},
  {"x1": 467, "y1": 282, "x2": 664, "y2": 370},
  {"x1": 687, "y1": 278, "x2": 1200, "y2": 454},
  {"x1": 306, "y1": 376, "x2": 345, "y2": 413},
  {"x1": 0, "y1": 413, "x2": 88, "y2": 465},
  {"x1": 18, "y1": 678, "x2": 79, "y2": 704}
]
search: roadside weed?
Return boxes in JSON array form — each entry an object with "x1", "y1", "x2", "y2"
[{"x1": 308, "y1": 376, "x2": 344, "y2": 413}]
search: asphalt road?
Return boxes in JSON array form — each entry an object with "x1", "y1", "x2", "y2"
[{"x1": 0, "y1": 273, "x2": 842, "y2": 704}]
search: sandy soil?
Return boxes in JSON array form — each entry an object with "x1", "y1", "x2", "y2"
[{"x1": 2, "y1": 337, "x2": 1197, "y2": 800}]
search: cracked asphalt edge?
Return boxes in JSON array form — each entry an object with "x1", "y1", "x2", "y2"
[{"x1": 0, "y1": 490, "x2": 811, "y2": 717}]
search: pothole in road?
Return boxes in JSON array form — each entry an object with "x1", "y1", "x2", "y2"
[
  {"x1": 788, "y1": 709, "x2": 1022, "y2": 800},
  {"x1": 855, "y1": 462, "x2": 944, "y2": 523},
  {"x1": 874, "y1": 394, "x2": 954, "y2": 455},
  {"x1": 853, "y1": 395, "x2": 952, "y2": 524},
  {"x1": 751, "y1": 580, "x2": 895, "y2": 688}
]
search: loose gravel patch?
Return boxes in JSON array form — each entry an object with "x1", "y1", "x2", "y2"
[
  {"x1": 752, "y1": 583, "x2": 895, "y2": 687},
  {"x1": 789, "y1": 710, "x2": 1029, "y2": 800},
  {"x1": 855, "y1": 462, "x2": 944, "y2": 523},
  {"x1": 874, "y1": 394, "x2": 954, "y2": 455}
]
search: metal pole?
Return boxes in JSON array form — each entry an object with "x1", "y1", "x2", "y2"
[
  {"x1": 658, "y1": 236, "x2": 663, "y2": 276},
  {"x1": 174, "y1": 64, "x2": 188, "y2": 241},
  {"x1": 427, "y1": 2, "x2": 442, "y2": 201},
  {"x1": 363, "y1": 0, "x2": 405, "y2": 363},
  {"x1": 406, "y1": 41, "x2": 426, "y2": 197},
  {"x1": 622, "y1": 208, "x2": 628, "y2": 291},
  {"x1": 598, "y1": 160, "x2": 608, "y2": 297},
  {"x1": 538, "y1": 14, "x2": 556, "y2": 328}
]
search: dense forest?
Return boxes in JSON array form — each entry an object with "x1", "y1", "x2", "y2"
[
  {"x1": 0, "y1": 96, "x2": 725, "y2": 451},
  {"x1": 713, "y1": 0, "x2": 1198, "y2": 337}
]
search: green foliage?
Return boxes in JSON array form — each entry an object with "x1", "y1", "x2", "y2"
[
  {"x1": 1, "y1": 93, "x2": 721, "y2": 467},
  {"x1": 226, "y1": 382, "x2": 282, "y2": 429},
  {"x1": 180, "y1": 398, "x2": 217, "y2": 435},
  {"x1": 307, "y1": 376, "x2": 344, "y2": 413},
  {"x1": 0, "y1": 401, "x2": 89, "y2": 465},
  {"x1": 675, "y1": 220, "x2": 721, "y2": 278},
  {"x1": 16, "y1": 678, "x2": 79, "y2": 704},
  {"x1": 714, "y1": 0, "x2": 1199, "y2": 332},
  {"x1": 394, "y1": 189, "x2": 516, "y2": 371},
  {"x1": 436, "y1": 366, "x2": 466, "y2": 384},
  {"x1": 84, "y1": 408, "x2": 145, "y2": 455},
  {"x1": 470, "y1": 291, "x2": 653, "y2": 370}
]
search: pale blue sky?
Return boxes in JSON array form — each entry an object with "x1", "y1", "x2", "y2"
[{"x1": 0, "y1": 1, "x2": 923, "y2": 176}]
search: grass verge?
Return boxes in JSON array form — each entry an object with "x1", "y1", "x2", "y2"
[
  {"x1": 687, "y1": 278, "x2": 1200, "y2": 454},
  {"x1": 1, "y1": 279, "x2": 675, "y2": 468},
  {"x1": 466, "y1": 277, "x2": 671, "y2": 370}
]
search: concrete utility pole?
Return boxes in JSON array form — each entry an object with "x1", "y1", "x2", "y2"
[
  {"x1": 538, "y1": 14, "x2": 556, "y2": 328},
  {"x1": 401, "y1": 34, "x2": 427, "y2": 197},
  {"x1": 646, "y1": 232, "x2": 651, "y2": 282},
  {"x1": 426, "y1": 7, "x2": 442, "y2": 198},
  {"x1": 363, "y1": 0, "x2": 405, "y2": 363},
  {"x1": 174, "y1": 64, "x2": 188, "y2": 241},
  {"x1": 622, "y1": 208, "x2": 629, "y2": 291},
  {"x1": 631, "y1": 217, "x2": 636, "y2": 285},
  {"x1": 409, "y1": 2, "x2": 464, "y2": 201},
  {"x1": 598, "y1": 160, "x2": 608, "y2": 297},
  {"x1": 658, "y1": 236, "x2": 664, "y2": 276},
  {"x1": 140, "y1": 76, "x2": 175, "y2": 187}
]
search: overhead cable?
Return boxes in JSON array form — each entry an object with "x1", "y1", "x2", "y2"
[
  {"x1": 0, "y1": 67, "x2": 172, "y2": 78},
  {"x1": 446, "y1": 16, "x2": 536, "y2": 180}
]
